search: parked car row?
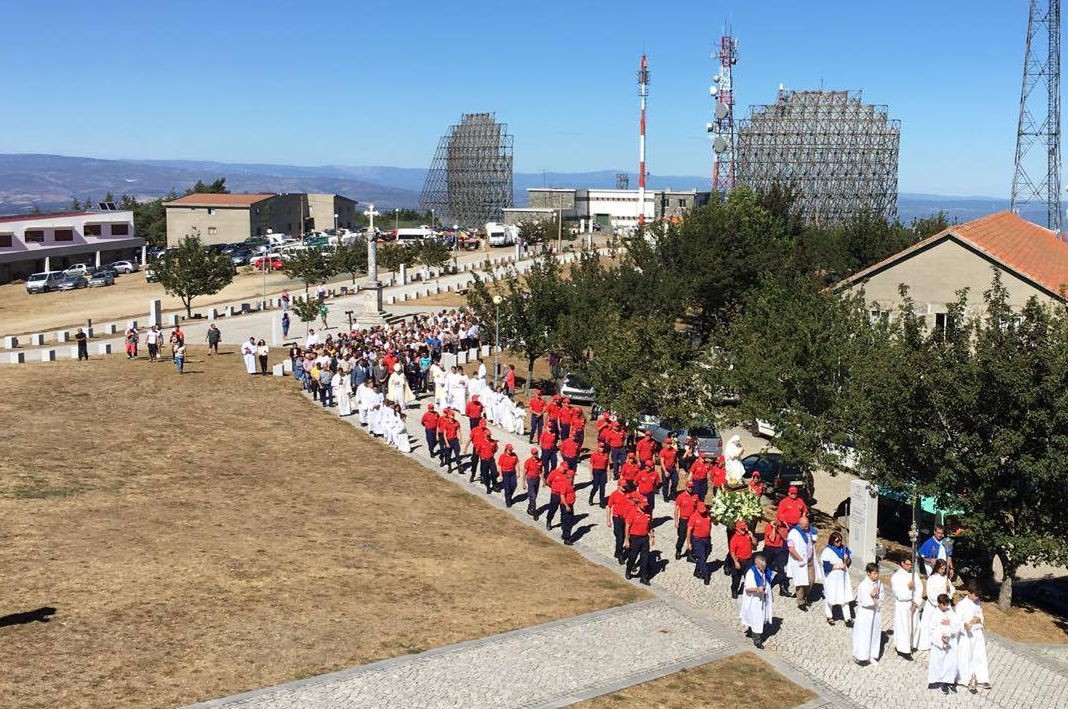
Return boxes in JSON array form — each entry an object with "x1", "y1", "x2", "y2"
[{"x1": 25, "y1": 261, "x2": 135, "y2": 293}]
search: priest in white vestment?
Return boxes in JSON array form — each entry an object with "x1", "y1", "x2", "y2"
[
  {"x1": 890, "y1": 557, "x2": 923, "y2": 659},
  {"x1": 356, "y1": 381, "x2": 378, "y2": 425},
  {"x1": 333, "y1": 371, "x2": 352, "y2": 416},
  {"x1": 786, "y1": 516, "x2": 815, "y2": 610},
  {"x1": 241, "y1": 338, "x2": 257, "y2": 374},
  {"x1": 387, "y1": 363, "x2": 414, "y2": 408},
  {"x1": 852, "y1": 562, "x2": 884, "y2": 665}
]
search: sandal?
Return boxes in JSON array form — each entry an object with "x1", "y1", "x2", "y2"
[{"x1": 827, "y1": 619, "x2": 836, "y2": 626}]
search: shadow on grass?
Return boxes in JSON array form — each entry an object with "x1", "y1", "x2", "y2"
[{"x1": 0, "y1": 607, "x2": 56, "y2": 627}]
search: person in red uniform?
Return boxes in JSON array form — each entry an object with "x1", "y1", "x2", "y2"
[
  {"x1": 558, "y1": 467, "x2": 577, "y2": 544},
  {"x1": 545, "y1": 394, "x2": 562, "y2": 436},
  {"x1": 762, "y1": 516, "x2": 790, "y2": 597},
  {"x1": 728, "y1": 520, "x2": 757, "y2": 599},
  {"x1": 748, "y1": 471, "x2": 765, "y2": 499},
  {"x1": 465, "y1": 395, "x2": 484, "y2": 431},
  {"x1": 606, "y1": 479, "x2": 634, "y2": 563},
  {"x1": 659, "y1": 438, "x2": 680, "y2": 502},
  {"x1": 570, "y1": 405, "x2": 586, "y2": 446},
  {"x1": 539, "y1": 427, "x2": 558, "y2": 477},
  {"x1": 688, "y1": 452, "x2": 709, "y2": 502},
  {"x1": 475, "y1": 432, "x2": 499, "y2": 494},
  {"x1": 439, "y1": 409, "x2": 462, "y2": 474},
  {"x1": 467, "y1": 418, "x2": 490, "y2": 483},
  {"x1": 635, "y1": 461, "x2": 660, "y2": 516},
  {"x1": 557, "y1": 399, "x2": 574, "y2": 440},
  {"x1": 588, "y1": 441, "x2": 611, "y2": 507},
  {"x1": 606, "y1": 419, "x2": 627, "y2": 478},
  {"x1": 686, "y1": 502, "x2": 713, "y2": 584},
  {"x1": 776, "y1": 486, "x2": 808, "y2": 526},
  {"x1": 635, "y1": 430, "x2": 657, "y2": 467},
  {"x1": 545, "y1": 462, "x2": 568, "y2": 531},
  {"x1": 528, "y1": 390, "x2": 546, "y2": 443},
  {"x1": 624, "y1": 497, "x2": 655, "y2": 585},
  {"x1": 420, "y1": 403, "x2": 439, "y2": 458},
  {"x1": 522, "y1": 447, "x2": 543, "y2": 519},
  {"x1": 499, "y1": 443, "x2": 519, "y2": 507},
  {"x1": 619, "y1": 452, "x2": 640, "y2": 487},
  {"x1": 673, "y1": 480, "x2": 698, "y2": 560},
  {"x1": 504, "y1": 364, "x2": 516, "y2": 398},
  {"x1": 596, "y1": 412, "x2": 613, "y2": 450},
  {"x1": 710, "y1": 454, "x2": 727, "y2": 495},
  {"x1": 559, "y1": 431, "x2": 580, "y2": 472}
]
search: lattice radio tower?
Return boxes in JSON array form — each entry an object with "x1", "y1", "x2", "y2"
[
  {"x1": 637, "y1": 55, "x2": 649, "y2": 226},
  {"x1": 1010, "y1": 0, "x2": 1062, "y2": 233},
  {"x1": 708, "y1": 31, "x2": 738, "y2": 197}
]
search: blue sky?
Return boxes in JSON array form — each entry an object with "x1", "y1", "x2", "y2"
[{"x1": 0, "y1": 1, "x2": 1047, "y2": 196}]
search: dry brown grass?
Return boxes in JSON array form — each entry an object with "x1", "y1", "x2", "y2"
[
  {"x1": 576, "y1": 652, "x2": 816, "y2": 709},
  {"x1": 966, "y1": 598, "x2": 1068, "y2": 644},
  {"x1": 0, "y1": 348, "x2": 646, "y2": 709}
]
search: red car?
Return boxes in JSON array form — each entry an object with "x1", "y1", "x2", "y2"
[{"x1": 251, "y1": 254, "x2": 283, "y2": 270}]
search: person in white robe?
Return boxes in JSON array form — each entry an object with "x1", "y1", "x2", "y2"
[
  {"x1": 786, "y1": 516, "x2": 816, "y2": 610},
  {"x1": 918, "y1": 559, "x2": 953, "y2": 651},
  {"x1": 955, "y1": 581, "x2": 990, "y2": 692},
  {"x1": 369, "y1": 399, "x2": 386, "y2": 437},
  {"x1": 477, "y1": 358, "x2": 488, "y2": 383},
  {"x1": 447, "y1": 368, "x2": 468, "y2": 412},
  {"x1": 926, "y1": 593, "x2": 960, "y2": 694},
  {"x1": 333, "y1": 371, "x2": 352, "y2": 416},
  {"x1": 500, "y1": 396, "x2": 516, "y2": 433},
  {"x1": 387, "y1": 363, "x2": 414, "y2": 408},
  {"x1": 467, "y1": 374, "x2": 484, "y2": 402},
  {"x1": 356, "y1": 381, "x2": 377, "y2": 425},
  {"x1": 241, "y1": 337, "x2": 257, "y2": 374},
  {"x1": 739, "y1": 554, "x2": 774, "y2": 649},
  {"x1": 723, "y1": 434, "x2": 746, "y2": 486},
  {"x1": 852, "y1": 562, "x2": 884, "y2": 664},
  {"x1": 431, "y1": 362, "x2": 448, "y2": 408},
  {"x1": 513, "y1": 402, "x2": 526, "y2": 437},
  {"x1": 383, "y1": 406, "x2": 399, "y2": 446},
  {"x1": 890, "y1": 556, "x2": 924, "y2": 659},
  {"x1": 393, "y1": 408, "x2": 411, "y2": 453},
  {"x1": 820, "y1": 531, "x2": 854, "y2": 625}
]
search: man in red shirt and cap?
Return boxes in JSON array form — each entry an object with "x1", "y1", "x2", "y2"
[
  {"x1": 710, "y1": 454, "x2": 727, "y2": 496},
  {"x1": 475, "y1": 431, "x2": 499, "y2": 494},
  {"x1": 539, "y1": 427, "x2": 558, "y2": 477},
  {"x1": 687, "y1": 501, "x2": 713, "y2": 584},
  {"x1": 762, "y1": 516, "x2": 791, "y2": 597},
  {"x1": 776, "y1": 486, "x2": 808, "y2": 526},
  {"x1": 636, "y1": 461, "x2": 660, "y2": 516},
  {"x1": 659, "y1": 438, "x2": 679, "y2": 502},
  {"x1": 527, "y1": 390, "x2": 545, "y2": 444},
  {"x1": 558, "y1": 467, "x2": 577, "y2": 545},
  {"x1": 588, "y1": 441, "x2": 611, "y2": 507},
  {"x1": 748, "y1": 471, "x2": 765, "y2": 499},
  {"x1": 674, "y1": 480, "x2": 698, "y2": 560},
  {"x1": 522, "y1": 447, "x2": 542, "y2": 519},
  {"x1": 624, "y1": 497, "x2": 655, "y2": 585},
  {"x1": 467, "y1": 419, "x2": 490, "y2": 483},
  {"x1": 606, "y1": 419, "x2": 627, "y2": 478},
  {"x1": 545, "y1": 462, "x2": 568, "y2": 531},
  {"x1": 558, "y1": 398, "x2": 574, "y2": 440},
  {"x1": 606, "y1": 479, "x2": 634, "y2": 563},
  {"x1": 439, "y1": 409, "x2": 462, "y2": 474},
  {"x1": 420, "y1": 403, "x2": 439, "y2": 458},
  {"x1": 545, "y1": 394, "x2": 561, "y2": 437},
  {"x1": 498, "y1": 443, "x2": 519, "y2": 507},
  {"x1": 635, "y1": 430, "x2": 656, "y2": 467},
  {"x1": 465, "y1": 395, "x2": 484, "y2": 432},
  {"x1": 570, "y1": 405, "x2": 586, "y2": 446},
  {"x1": 729, "y1": 520, "x2": 757, "y2": 599},
  {"x1": 688, "y1": 452, "x2": 710, "y2": 502},
  {"x1": 619, "y1": 452, "x2": 640, "y2": 487},
  {"x1": 559, "y1": 431, "x2": 580, "y2": 472}
]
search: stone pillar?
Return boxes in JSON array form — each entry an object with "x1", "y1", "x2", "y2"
[
  {"x1": 104, "y1": 324, "x2": 117, "y2": 335},
  {"x1": 149, "y1": 299, "x2": 162, "y2": 327},
  {"x1": 2, "y1": 336, "x2": 17, "y2": 348},
  {"x1": 848, "y1": 480, "x2": 879, "y2": 567},
  {"x1": 55, "y1": 330, "x2": 70, "y2": 343},
  {"x1": 95, "y1": 251, "x2": 102, "y2": 267},
  {"x1": 44, "y1": 255, "x2": 51, "y2": 272},
  {"x1": 141, "y1": 244, "x2": 147, "y2": 265},
  {"x1": 272, "y1": 314, "x2": 283, "y2": 346},
  {"x1": 8, "y1": 352, "x2": 25, "y2": 363},
  {"x1": 226, "y1": 305, "x2": 236, "y2": 317},
  {"x1": 271, "y1": 363, "x2": 285, "y2": 376},
  {"x1": 40, "y1": 349, "x2": 56, "y2": 362},
  {"x1": 96, "y1": 342, "x2": 112, "y2": 355},
  {"x1": 68, "y1": 346, "x2": 80, "y2": 359},
  {"x1": 30, "y1": 333, "x2": 44, "y2": 346},
  {"x1": 209, "y1": 307, "x2": 220, "y2": 319},
  {"x1": 399, "y1": 263, "x2": 408, "y2": 285},
  {"x1": 167, "y1": 314, "x2": 179, "y2": 327}
]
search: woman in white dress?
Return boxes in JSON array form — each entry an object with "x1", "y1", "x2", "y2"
[
  {"x1": 926, "y1": 593, "x2": 960, "y2": 694},
  {"x1": 918, "y1": 559, "x2": 953, "y2": 651},
  {"x1": 820, "y1": 531, "x2": 854, "y2": 625},
  {"x1": 334, "y1": 369, "x2": 352, "y2": 416}
]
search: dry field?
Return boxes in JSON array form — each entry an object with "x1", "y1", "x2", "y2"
[
  {"x1": 0, "y1": 348, "x2": 646, "y2": 709},
  {"x1": 577, "y1": 652, "x2": 815, "y2": 709}
]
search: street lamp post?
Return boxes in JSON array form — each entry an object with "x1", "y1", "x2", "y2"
[
  {"x1": 493, "y1": 295, "x2": 503, "y2": 387},
  {"x1": 334, "y1": 212, "x2": 339, "y2": 232},
  {"x1": 395, "y1": 208, "x2": 399, "y2": 234},
  {"x1": 262, "y1": 228, "x2": 273, "y2": 308}
]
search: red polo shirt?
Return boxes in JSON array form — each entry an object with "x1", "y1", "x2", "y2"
[
  {"x1": 659, "y1": 446, "x2": 678, "y2": 469},
  {"x1": 636, "y1": 437, "x2": 656, "y2": 463},
  {"x1": 440, "y1": 417, "x2": 460, "y2": 440},
  {"x1": 539, "y1": 430, "x2": 557, "y2": 452},
  {"x1": 689, "y1": 459, "x2": 709, "y2": 481},
  {"x1": 559, "y1": 437, "x2": 580, "y2": 459},
  {"x1": 777, "y1": 496, "x2": 808, "y2": 525},
  {"x1": 626, "y1": 508, "x2": 652, "y2": 536},
  {"x1": 529, "y1": 397, "x2": 546, "y2": 415},
  {"x1": 559, "y1": 478, "x2": 576, "y2": 506},
  {"x1": 465, "y1": 400, "x2": 484, "y2": 420},
  {"x1": 636, "y1": 468, "x2": 659, "y2": 495},
  {"x1": 607, "y1": 489, "x2": 632, "y2": 518},
  {"x1": 620, "y1": 460, "x2": 639, "y2": 484},
  {"x1": 589, "y1": 450, "x2": 610, "y2": 471},
  {"x1": 523, "y1": 457, "x2": 542, "y2": 480},
  {"x1": 690, "y1": 513, "x2": 712, "y2": 538},
  {"x1": 475, "y1": 438, "x2": 498, "y2": 461},
  {"x1": 606, "y1": 427, "x2": 626, "y2": 449},
  {"x1": 499, "y1": 451, "x2": 518, "y2": 473},
  {"x1": 729, "y1": 532, "x2": 754, "y2": 561},
  {"x1": 420, "y1": 411, "x2": 439, "y2": 430},
  {"x1": 675, "y1": 491, "x2": 698, "y2": 520}
]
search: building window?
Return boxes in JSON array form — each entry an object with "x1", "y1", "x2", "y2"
[
  {"x1": 110, "y1": 223, "x2": 129, "y2": 236},
  {"x1": 208, "y1": 208, "x2": 216, "y2": 215},
  {"x1": 25, "y1": 230, "x2": 44, "y2": 243},
  {"x1": 84, "y1": 224, "x2": 102, "y2": 236},
  {"x1": 934, "y1": 312, "x2": 958, "y2": 339},
  {"x1": 54, "y1": 229, "x2": 74, "y2": 241},
  {"x1": 679, "y1": 199, "x2": 688, "y2": 208},
  {"x1": 0, "y1": 234, "x2": 11, "y2": 248},
  {"x1": 208, "y1": 226, "x2": 217, "y2": 235}
]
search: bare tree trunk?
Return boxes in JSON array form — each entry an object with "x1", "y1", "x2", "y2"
[
  {"x1": 526, "y1": 355, "x2": 536, "y2": 394},
  {"x1": 996, "y1": 550, "x2": 1016, "y2": 611}
]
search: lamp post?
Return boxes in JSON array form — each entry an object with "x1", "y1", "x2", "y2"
[
  {"x1": 334, "y1": 212, "x2": 339, "y2": 232},
  {"x1": 394, "y1": 208, "x2": 400, "y2": 234},
  {"x1": 493, "y1": 294, "x2": 503, "y2": 387},
  {"x1": 262, "y1": 227, "x2": 272, "y2": 308}
]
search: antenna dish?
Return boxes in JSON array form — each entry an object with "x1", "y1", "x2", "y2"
[
  {"x1": 713, "y1": 136, "x2": 728, "y2": 153},
  {"x1": 715, "y1": 102, "x2": 729, "y2": 119},
  {"x1": 710, "y1": 85, "x2": 718, "y2": 96}
]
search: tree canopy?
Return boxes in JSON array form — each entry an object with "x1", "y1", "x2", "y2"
[{"x1": 152, "y1": 233, "x2": 235, "y2": 317}]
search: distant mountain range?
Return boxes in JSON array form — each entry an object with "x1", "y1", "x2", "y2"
[{"x1": 0, "y1": 153, "x2": 1032, "y2": 225}]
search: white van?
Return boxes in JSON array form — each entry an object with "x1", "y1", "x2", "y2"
[
  {"x1": 394, "y1": 227, "x2": 435, "y2": 244},
  {"x1": 25, "y1": 271, "x2": 63, "y2": 293},
  {"x1": 485, "y1": 222, "x2": 518, "y2": 247}
]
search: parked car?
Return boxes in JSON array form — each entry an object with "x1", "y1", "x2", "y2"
[
  {"x1": 25, "y1": 271, "x2": 63, "y2": 293},
  {"x1": 229, "y1": 247, "x2": 253, "y2": 266},
  {"x1": 558, "y1": 371, "x2": 596, "y2": 404},
  {"x1": 88, "y1": 270, "x2": 116, "y2": 287},
  {"x1": 62, "y1": 263, "x2": 91, "y2": 276},
  {"x1": 740, "y1": 453, "x2": 814, "y2": 502},
  {"x1": 641, "y1": 417, "x2": 722, "y2": 455},
  {"x1": 752, "y1": 419, "x2": 780, "y2": 438},
  {"x1": 106, "y1": 260, "x2": 138, "y2": 274},
  {"x1": 251, "y1": 253, "x2": 284, "y2": 271},
  {"x1": 55, "y1": 274, "x2": 89, "y2": 291}
]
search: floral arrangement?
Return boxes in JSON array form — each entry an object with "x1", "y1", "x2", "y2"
[{"x1": 710, "y1": 487, "x2": 764, "y2": 525}]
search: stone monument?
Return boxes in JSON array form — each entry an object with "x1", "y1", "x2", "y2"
[
  {"x1": 355, "y1": 203, "x2": 387, "y2": 327},
  {"x1": 848, "y1": 479, "x2": 879, "y2": 567}
]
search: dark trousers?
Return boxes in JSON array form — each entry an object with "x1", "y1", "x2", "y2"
[
  {"x1": 692, "y1": 536, "x2": 711, "y2": 581},
  {"x1": 480, "y1": 458, "x2": 498, "y2": 492},
  {"x1": 529, "y1": 414, "x2": 543, "y2": 442},
  {"x1": 469, "y1": 453, "x2": 480, "y2": 481},
  {"x1": 644, "y1": 492, "x2": 656, "y2": 516},
  {"x1": 589, "y1": 469, "x2": 607, "y2": 506},
  {"x1": 675, "y1": 518, "x2": 689, "y2": 556},
  {"x1": 610, "y1": 447, "x2": 626, "y2": 478},
  {"x1": 765, "y1": 546, "x2": 789, "y2": 592},
  {"x1": 541, "y1": 449, "x2": 557, "y2": 476},
  {"x1": 613, "y1": 516, "x2": 626, "y2": 560},
  {"x1": 546, "y1": 492, "x2": 560, "y2": 527},
  {"x1": 560, "y1": 505, "x2": 575, "y2": 542},
  {"x1": 559, "y1": 422, "x2": 571, "y2": 440},
  {"x1": 321, "y1": 385, "x2": 334, "y2": 407},
  {"x1": 77, "y1": 342, "x2": 89, "y2": 360},
  {"x1": 445, "y1": 438, "x2": 461, "y2": 472},
  {"x1": 731, "y1": 557, "x2": 753, "y2": 597},
  {"x1": 258, "y1": 354, "x2": 268, "y2": 374},
  {"x1": 563, "y1": 455, "x2": 578, "y2": 472},
  {"x1": 574, "y1": 427, "x2": 585, "y2": 446},
  {"x1": 146, "y1": 343, "x2": 158, "y2": 360},
  {"x1": 468, "y1": 417, "x2": 480, "y2": 431},
  {"x1": 627, "y1": 535, "x2": 651, "y2": 581},
  {"x1": 692, "y1": 478, "x2": 708, "y2": 502},
  {"x1": 502, "y1": 472, "x2": 517, "y2": 506},
  {"x1": 526, "y1": 477, "x2": 540, "y2": 516},
  {"x1": 425, "y1": 429, "x2": 437, "y2": 457},
  {"x1": 661, "y1": 466, "x2": 678, "y2": 501},
  {"x1": 548, "y1": 418, "x2": 559, "y2": 437}
]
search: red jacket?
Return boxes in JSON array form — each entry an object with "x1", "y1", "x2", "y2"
[
  {"x1": 420, "y1": 411, "x2": 439, "y2": 430},
  {"x1": 465, "y1": 400, "x2": 484, "y2": 420},
  {"x1": 539, "y1": 430, "x2": 557, "y2": 451},
  {"x1": 559, "y1": 437, "x2": 580, "y2": 459},
  {"x1": 589, "y1": 450, "x2": 610, "y2": 471},
  {"x1": 499, "y1": 451, "x2": 519, "y2": 473}
]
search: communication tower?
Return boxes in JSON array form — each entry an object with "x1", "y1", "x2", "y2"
[
  {"x1": 708, "y1": 32, "x2": 738, "y2": 197},
  {"x1": 637, "y1": 55, "x2": 649, "y2": 226}
]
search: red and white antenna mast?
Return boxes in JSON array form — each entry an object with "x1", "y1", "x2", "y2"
[
  {"x1": 637, "y1": 54, "x2": 649, "y2": 226},
  {"x1": 708, "y1": 31, "x2": 738, "y2": 197}
]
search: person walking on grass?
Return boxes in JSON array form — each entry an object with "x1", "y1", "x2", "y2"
[
  {"x1": 173, "y1": 342, "x2": 186, "y2": 374},
  {"x1": 75, "y1": 327, "x2": 89, "y2": 361},
  {"x1": 124, "y1": 326, "x2": 139, "y2": 359},
  {"x1": 319, "y1": 301, "x2": 329, "y2": 329},
  {"x1": 241, "y1": 337, "x2": 257, "y2": 375},
  {"x1": 206, "y1": 323, "x2": 221, "y2": 356},
  {"x1": 256, "y1": 339, "x2": 269, "y2": 375},
  {"x1": 145, "y1": 324, "x2": 161, "y2": 361}
]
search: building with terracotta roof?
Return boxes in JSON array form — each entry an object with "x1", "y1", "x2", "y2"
[
  {"x1": 164, "y1": 192, "x2": 357, "y2": 247},
  {"x1": 0, "y1": 209, "x2": 142, "y2": 284},
  {"x1": 838, "y1": 211, "x2": 1068, "y2": 327}
]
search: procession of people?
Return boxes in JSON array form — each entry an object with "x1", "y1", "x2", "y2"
[{"x1": 267, "y1": 305, "x2": 991, "y2": 696}]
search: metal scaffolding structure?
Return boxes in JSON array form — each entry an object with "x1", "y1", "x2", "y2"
[
  {"x1": 736, "y1": 89, "x2": 900, "y2": 224},
  {"x1": 1010, "y1": 0, "x2": 1061, "y2": 233},
  {"x1": 708, "y1": 32, "x2": 738, "y2": 198},
  {"x1": 419, "y1": 113, "x2": 514, "y2": 228}
]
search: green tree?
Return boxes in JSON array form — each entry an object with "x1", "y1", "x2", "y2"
[
  {"x1": 412, "y1": 238, "x2": 452, "y2": 270},
  {"x1": 152, "y1": 232, "x2": 235, "y2": 317},
  {"x1": 331, "y1": 239, "x2": 368, "y2": 285},
  {"x1": 282, "y1": 248, "x2": 335, "y2": 296},
  {"x1": 290, "y1": 297, "x2": 321, "y2": 335},
  {"x1": 184, "y1": 177, "x2": 229, "y2": 195},
  {"x1": 69, "y1": 196, "x2": 81, "y2": 210},
  {"x1": 376, "y1": 242, "x2": 407, "y2": 275},
  {"x1": 516, "y1": 219, "x2": 550, "y2": 245}
]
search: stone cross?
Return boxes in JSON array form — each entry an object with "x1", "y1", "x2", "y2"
[{"x1": 364, "y1": 203, "x2": 380, "y2": 284}]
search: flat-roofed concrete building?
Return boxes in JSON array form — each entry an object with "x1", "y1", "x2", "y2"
[
  {"x1": 521, "y1": 187, "x2": 710, "y2": 231},
  {"x1": 0, "y1": 210, "x2": 142, "y2": 283},
  {"x1": 164, "y1": 192, "x2": 358, "y2": 247}
]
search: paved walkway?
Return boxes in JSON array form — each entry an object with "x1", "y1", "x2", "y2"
[{"x1": 200, "y1": 381, "x2": 1068, "y2": 709}]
